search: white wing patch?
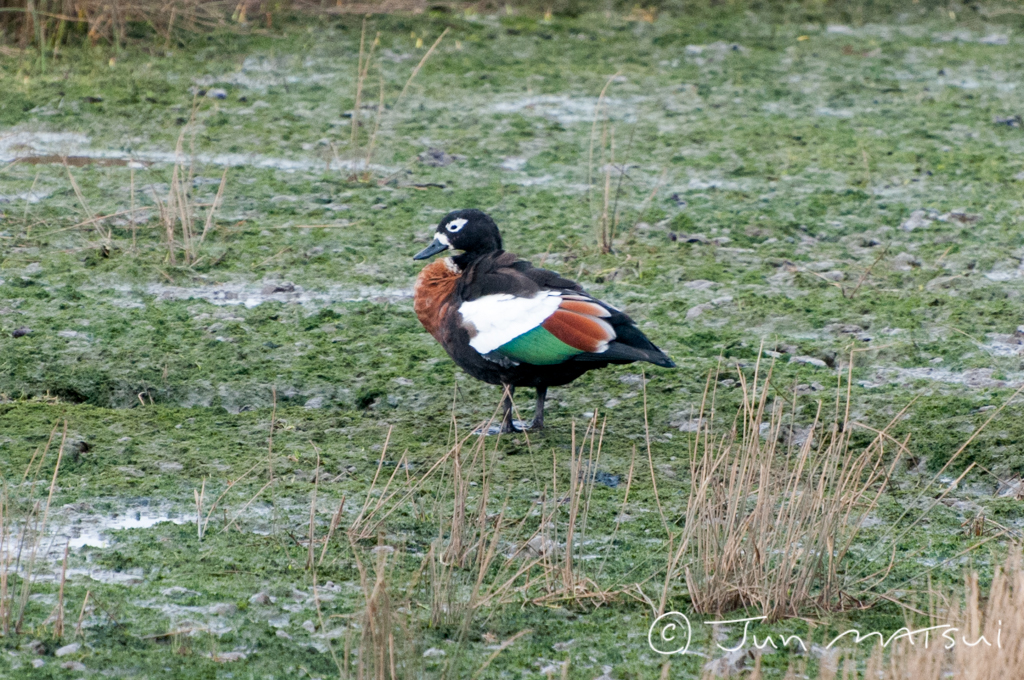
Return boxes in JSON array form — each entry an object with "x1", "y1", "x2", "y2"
[{"x1": 460, "y1": 292, "x2": 562, "y2": 354}]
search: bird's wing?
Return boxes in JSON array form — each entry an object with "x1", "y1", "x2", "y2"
[
  {"x1": 459, "y1": 291, "x2": 616, "y2": 365},
  {"x1": 458, "y1": 252, "x2": 672, "y2": 367}
]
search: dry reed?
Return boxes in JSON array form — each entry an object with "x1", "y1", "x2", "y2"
[
  {"x1": 797, "y1": 548, "x2": 1024, "y2": 679},
  {"x1": 663, "y1": 353, "x2": 903, "y2": 621},
  {"x1": 150, "y1": 106, "x2": 228, "y2": 267}
]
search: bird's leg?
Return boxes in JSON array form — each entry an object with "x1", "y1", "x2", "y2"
[
  {"x1": 499, "y1": 384, "x2": 518, "y2": 434},
  {"x1": 528, "y1": 386, "x2": 547, "y2": 431}
]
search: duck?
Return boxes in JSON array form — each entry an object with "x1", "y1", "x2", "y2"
[{"x1": 412, "y1": 209, "x2": 675, "y2": 433}]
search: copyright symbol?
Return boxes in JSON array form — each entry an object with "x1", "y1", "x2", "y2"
[{"x1": 648, "y1": 611, "x2": 692, "y2": 655}]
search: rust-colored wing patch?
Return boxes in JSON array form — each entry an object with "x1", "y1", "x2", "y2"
[
  {"x1": 541, "y1": 300, "x2": 616, "y2": 353},
  {"x1": 557, "y1": 299, "x2": 611, "y2": 318}
]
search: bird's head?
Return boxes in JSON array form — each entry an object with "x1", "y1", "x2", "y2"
[{"x1": 413, "y1": 209, "x2": 503, "y2": 262}]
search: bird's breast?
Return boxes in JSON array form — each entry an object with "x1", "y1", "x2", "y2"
[{"x1": 413, "y1": 258, "x2": 462, "y2": 343}]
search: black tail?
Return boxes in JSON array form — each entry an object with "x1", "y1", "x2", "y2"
[
  {"x1": 574, "y1": 341, "x2": 675, "y2": 367},
  {"x1": 573, "y1": 320, "x2": 676, "y2": 368}
]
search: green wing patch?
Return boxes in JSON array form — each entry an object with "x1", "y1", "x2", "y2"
[{"x1": 497, "y1": 326, "x2": 582, "y2": 365}]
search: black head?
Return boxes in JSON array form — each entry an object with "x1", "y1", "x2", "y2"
[{"x1": 412, "y1": 209, "x2": 503, "y2": 265}]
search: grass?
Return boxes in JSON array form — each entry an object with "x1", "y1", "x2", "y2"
[{"x1": 2, "y1": 3, "x2": 1024, "y2": 678}]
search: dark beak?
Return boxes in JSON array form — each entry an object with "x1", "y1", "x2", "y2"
[{"x1": 413, "y1": 237, "x2": 450, "y2": 260}]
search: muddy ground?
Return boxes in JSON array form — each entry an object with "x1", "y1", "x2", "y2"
[{"x1": 1, "y1": 6, "x2": 1024, "y2": 679}]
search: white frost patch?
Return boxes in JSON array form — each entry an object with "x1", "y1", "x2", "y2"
[
  {"x1": 0, "y1": 130, "x2": 89, "y2": 160},
  {"x1": 815, "y1": 107, "x2": 855, "y2": 118},
  {"x1": 880, "y1": 367, "x2": 1021, "y2": 390},
  {"x1": 490, "y1": 94, "x2": 638, "y2": 124},
  {"x1": 144, "y1": 282, "x2": 412, "y2": 307},
  {"x1": 0, "y1": 128, "x2": 391, "y2": 173},
  {"x1": 0, "y1": 190, "x2": 52, "y2": 204},
  {"x1": 984, "y1": 331, "x2": 1024, "y2": 357},
  {"x1": 682, "y1": 176, "x2": 749, "y2": 191},
  {"x1": 510, "y1": 174, "x2": 553, "y2": 186},
  {"x1": 499, "y1": 157, "x2": 527, "y2": 171}
]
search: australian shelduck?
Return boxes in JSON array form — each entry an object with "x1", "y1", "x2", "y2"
[{"x1": 412, "y1": 209, "x2": 675, "y2": 433}]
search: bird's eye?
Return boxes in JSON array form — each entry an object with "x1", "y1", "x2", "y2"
[{"x1": 445, "y1": 218, "x2": 468, "y2": 233}]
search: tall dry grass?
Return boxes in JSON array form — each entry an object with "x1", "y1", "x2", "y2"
[
  {"x1": 150, "y1": 108, "x2": 228, "y2": 267},
  {"x1": 0, "y1": 419, "x2": 72, "y2": 637},
  {"x1": 660, "y1": 354, "x2": 906, "y2": 622},
  {"x1": 310, "y1": 401, "x2": 629, "y2": 677},
  {"x1": 798, "y1": 548, "x2": 1024, "y2": 680},
  {"x1": 0, "y1": 0, "x2": 239, "y2": 54}
]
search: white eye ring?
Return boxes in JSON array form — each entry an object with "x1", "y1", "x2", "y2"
[{"x1": 445, "y1": 218, "x2": 468, "y2": 233}]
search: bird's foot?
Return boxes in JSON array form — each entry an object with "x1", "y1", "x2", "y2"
[{"x1": 473, "y1": 420, "x2": 528, "y2": 436}]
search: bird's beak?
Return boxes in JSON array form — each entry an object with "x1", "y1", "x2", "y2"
[{"x1": 413, "y1": 236, "x2": 450, "y2": 260}]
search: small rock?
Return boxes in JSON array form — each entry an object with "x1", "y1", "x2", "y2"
[
  {"x1": 210, "y1": 603, "x2": 238, "y2": 616},
  {"x1": 55, "y1": 642, "x2": 81, "y2": 657},
  {"x1": 12, "y1": 327, "x2": 31, "y2": 338},
  {"x1": 901, "y1": 209, "x2": 932, "y2": 231},
  {"x1": 161, "y1": 586, "x2": 198, "y2": 598},
  {"x1": 303, "y1": 396, "x2": 325, "y2": 410},
  {"x1": 423, "y1": 647, "x2": 446, "y2": 658},
  {"x1": 418, "y1": 148, "x2": 464, "y2": 167},
  {"x1": 686, "y1": 296, "x2": 733, "y2": 320},
  {"x1": 705, "y1": 648, "x2": 758, "y2": 676},
  {"x1": 28, "y1": 639, "x2": 45, "y2": 654},
  {"x1": 261, "y1": 282, "x2": 295, "y2": 295},
  {"x1": 586, "y1": 469, "x2": 620, "y2": 488},
  {"x1": 61, "y1": 661, "x2": 87, "y2": 671},
  {"x1": 214, "y1": 651, "x2": 246, "y2": 662},
  {"x1": 790, "y1": 355, "x2": 827, "y2": 368},
  {"x1": 302, "y1": 620, "x2": 317, "y2": 633},
  {"x1": 673, "y1": 416, "x2": 705, "y2": 433},
  {"x1": 248, "y1": 591, "x2": 271, "y2": 605},
  {"x1": 893, "y1": 252, "x2": 922, "y2": 270},
  {"x1": 827, "y1": 324, "x2": 864, "y2": 335},
  {"x1": 371, "y1": 203, "x2": 388, "y2": 210},
  {"x1": 680, "y1": 233, "x2": 710, "y2": 244},
  {"x1": 938, "y1": 210, "x2": 980, "y2": 224},
  {"x1": 276, "y1": 629, "x2": 292, "y2": 640},
  {"x1": 925, "y1": 275, "x2": 964, "y2": 291},
  {"x1": 993, "y1": 115, "x2": 1021, "y2": 127},
  {"x1": 31, "y1": 658, "x2": 45, "y2": 668},
  {"x1": 206, "y1": 88, "x2": 228, "y2": 100},
  {"x1": 521, "y1": 535, "x2": 558, "y2": 558}
]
